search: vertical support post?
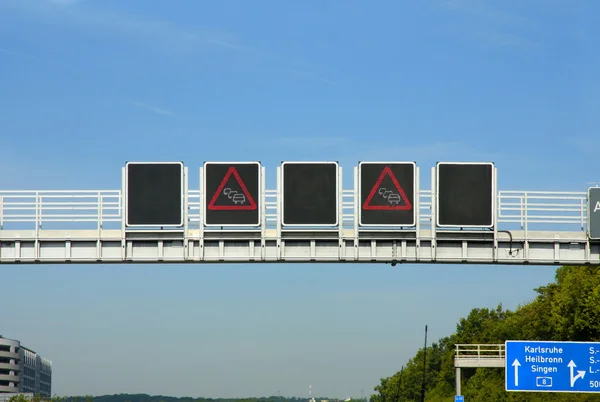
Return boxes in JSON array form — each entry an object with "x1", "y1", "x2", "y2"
[
  {"x1": 415, "y1": 166, "x2": 421, "y2": 261},
  {"x1": 581, "y1": 196, "x2": 585, "y2": 231},
  {"x1": 35, "y1": 191, "x2": 40, "y2": 231},
  {"x1": 199, "y1": 167, "x2": 205, "y2": 261},
  {"x1": 338, "y1": 165, "x2": 344, "y2": 260},
  {"x1": 97, "y1": 191, "x2": 103, "y2": 231},
  {"x1": 97, "y1": 191, "x2": 103, "y2": 260},
  {"x1": 430, "y1": 167, "x2": 437, "y2": 261},
  {"x1": 35, "y1": 191, "x2": 40, "y2": 261},
  {"x1": 183, "y1": 166, "x2": 189, "y2": 261},
  {"x1": 456, "y1": 367, "x2": 461, "y2": 396},
  {"x1": 276, "y1": 165, "x2": 282, "y2": 260},
  {"x1": 158, "y1": 240, "x2": 164, "y2": 261},
  {"x1": 420, "y1": 324, "x2": 428, "y2": 402},
  {"x1": 260, "y1": 166, "x2": 266, "y2": 261},
  {"x1": 353, "y1": 166, "x2": 359, "y2": 261},
  {"x1": 65, "y1": 239, "x2": 71, "y2": 262},
  {"x1": 121, "y1": 167, "x2": 127, "y2": 261},
  {"x1": 524, "y1": 192, "x2": 529, "y2": 261},
  {"x1": 493, "y1": 167, "x2": 499, "y2": 262}
]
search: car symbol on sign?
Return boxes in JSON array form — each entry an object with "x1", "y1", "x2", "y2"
[
  {"x1": 388, "y1": 194, "x2": 401, "y2": 204},
  {"x1": 232, "y1": 194, "x2": 246, "y2": 204},
  {"x1": 378, "y1": 188, "x2": 394, "y2": 199}
]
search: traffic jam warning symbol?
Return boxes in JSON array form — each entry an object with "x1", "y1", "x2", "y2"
[
  {"x1": 207, "y1": 167, "x2": 257, "y2": 211},
  {"x1": 359, "y1": 162, "x2": 416, "y2": 227},
  {"x1": 362, "y1": 166, "x2": 412, "y2": 210}
]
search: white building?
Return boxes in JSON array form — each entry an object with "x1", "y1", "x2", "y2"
[{"x1": 0, "y1": 337, "x2": 52, "y2": 397}]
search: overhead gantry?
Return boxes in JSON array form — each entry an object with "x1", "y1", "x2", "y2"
[{"x1": 0, "y1": 161, "x2": 598, "y2": 264}]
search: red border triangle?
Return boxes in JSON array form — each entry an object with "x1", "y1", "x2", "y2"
[
  {"x1": 362, "y1": 166, "x2": 412, "y2": 211},
  {"x1": 207, "y1": 167, "x2": 257, "y2": 211}
]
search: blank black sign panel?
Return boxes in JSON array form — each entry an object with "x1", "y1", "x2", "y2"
[
  {"x1": 204, "y1": 162, "x2": 260, "y2": 226},
  {"x1": 282, "y1": 162, "x2": 338, "y2": 226},
  {"x1": 359, "y1": 162, "x2": 416, "y2": 226},
  {"x1": 126, "y1": 162, "x2": 183, "y2": 226},
  {"x1": 436, "y1": 162, "x2": 494, "y2": 227}
]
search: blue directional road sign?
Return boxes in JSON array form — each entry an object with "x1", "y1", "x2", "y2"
[
  {"x1": 454, "y1": 396, "x2": 464, "y2": 402},
  {"x1": 506, "y1": 340, "x2": 600, "y2": 393}
]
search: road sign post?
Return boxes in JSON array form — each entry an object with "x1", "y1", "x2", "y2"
[
  {"x1": 281, "y1": 161, "x2": 339, "y2": 226},
  {"x1": 204, "y1": 162, "x2": 261, "y2": 226},
  {"x1": 506, "y1": 340, "x2": 600, "y2": 393},
  {"x1": 588, "y1": 187, "x2": 600, "y2": 240},
  {"x1": 436, "y1": 162, "x2": 495, "y2": 228},
  {"x1": 359, "y1": 162, "x2": 416, "y2": 226},
  {"x1": 125, "y1": 161, "x2": 184, "y2": 227}
]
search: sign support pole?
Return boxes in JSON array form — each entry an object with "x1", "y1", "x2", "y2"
[
  {"x1": 183, "y1": 166, "x2": 189, "y2": 261},
  {"x1": 260, "y1": 166, "x2": 266, "y2": 261},
  {"x1": 524, "y1": 193, "x2": 529, "y2": 261},
  {"x1": 276, "y1": 166, "x2": 282, "y2": 260},
  {"x1": 338, "y1": 166, "x2": 344, "y2": 260},
  {"x1": 415, "y1": 166, "x2": 421, "y2": 260},
  {"x1": 120, "y1": 166, "x2": 126, "y2": 261},
  {"x1": 353, "y1": 166, "x2": 359, "y2": 261},
  {"x1": 493, "y1": 167, "x2": 499, "y2": 262},
  {"x1": 430, "y1": 166, "x2": 437, "y2": 261},
  {"x1": 199, "y1": 167, "x2": 205, "y2": 261}
]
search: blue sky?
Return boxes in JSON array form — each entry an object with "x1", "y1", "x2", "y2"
[{"x1": 0, "y1": 0, "x2": 598, "y2": 398}]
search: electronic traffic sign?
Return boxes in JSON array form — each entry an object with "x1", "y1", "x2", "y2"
[
  {"x1": 436, "y1": 162, "x2": 494, "y2": 228},
  {"x1": 281, "y1": 161, "x2": 339, "y2": 226},
  {"x1": 506, "y1": 340, "x2": 600, "y2": 393},
  {"x1": 359, "y1": 162, "x2": 416, "y2": 226},
  {"x1": 588, "y1": 187, "x2": 600, "y2": 240},
  {"x1": 125, "y1": 161, "x2": 184, "y2": 227},
  {"x1": 204, "y1": 162, "x2": 261, "y2": 226}
]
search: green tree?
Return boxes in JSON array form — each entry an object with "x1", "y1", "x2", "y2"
[{"x1": 370, "y1": 265, "x2": 600, "y2": 402}]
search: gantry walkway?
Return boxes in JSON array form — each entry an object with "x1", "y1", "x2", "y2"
[
  {"x1": 455, "y1": 344, "x2": 506, "y2": 368},
  {"x1": 0, "y1": 165, "x2": 597, "y2": 264},
  {"x1": 454, "y1": 344, "x2": 506, "y2": 395}
]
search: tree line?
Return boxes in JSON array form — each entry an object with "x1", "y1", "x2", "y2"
[
  {"x1": 8, "y1": 394, "x2": 365, "y2": 402},
  {"x1": 369, "y1": 265, "x2": 600, "y2": 401}
]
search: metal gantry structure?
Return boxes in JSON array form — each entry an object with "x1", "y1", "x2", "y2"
[
  {"x1": 0, "y1": 160, "x2": 598, "y2": 264},
  {"x1": 454, "y1": 344, "x2": 505, "y2": 395}
]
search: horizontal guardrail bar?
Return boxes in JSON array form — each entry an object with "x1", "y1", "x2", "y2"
[
  {"x1": 455, "y1": 344, "x2": 505, "y2": 357},
  {"x1": 0, "y1": 189, "x2": 590, "y2": 232}
]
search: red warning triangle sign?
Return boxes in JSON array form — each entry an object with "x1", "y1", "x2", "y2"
[
  {"x1": 207, "y1": 167, "x2": 257, "y2": 211},
  {"x1": 363, "y1": 166, "x2": 412, "y2": 210}
]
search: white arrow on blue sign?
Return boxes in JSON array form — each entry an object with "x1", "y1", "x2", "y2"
[
  {"x1": 505, "y1": 340, "x2": 600, "y2": 392},
  {"x1": 454, "y1": 396, "x2": 464, "y2": 402}
]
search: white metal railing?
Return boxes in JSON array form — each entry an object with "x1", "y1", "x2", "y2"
[
  {"x1": 455, "y1": 344, "x2": 505, "y2": 359},
  {"x1": 0, "y1": 189, "x2": 589, "y2": 231},
  {"x1": 0, "y1": 190, "x2": 121, "y2": 230}
]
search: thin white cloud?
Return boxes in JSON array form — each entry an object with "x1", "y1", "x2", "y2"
[
  {"x1": 433, "y1": 0, "x2": 537, "y2": 49},
  {"x1": 130, "y1": 101, "x2": 175, "y2": 117},
  {"x1": 289, "y1": 69, "x2": 336, "y2": 86},
  {"x1": 263, "y1": 138, "x2": 501, "y2": 167},
  {"x1": 275, "y1": 136, "x2": 347, "y2": 147},
  {"x1": 440, "y1": 0, "x2": 529, "y2": 27},
  {"x1": 0, "y1": 0, "x2": 335, "y2": 85},
  {"x1": 2, "y1": 0, "x2": 247, "y2": 54},
  {"x1": 0, "y1": 47, "x2": 44, "y2": 62},
  {"x1": 47, "y1": 0, "x2": 83, "y2": 5}
]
